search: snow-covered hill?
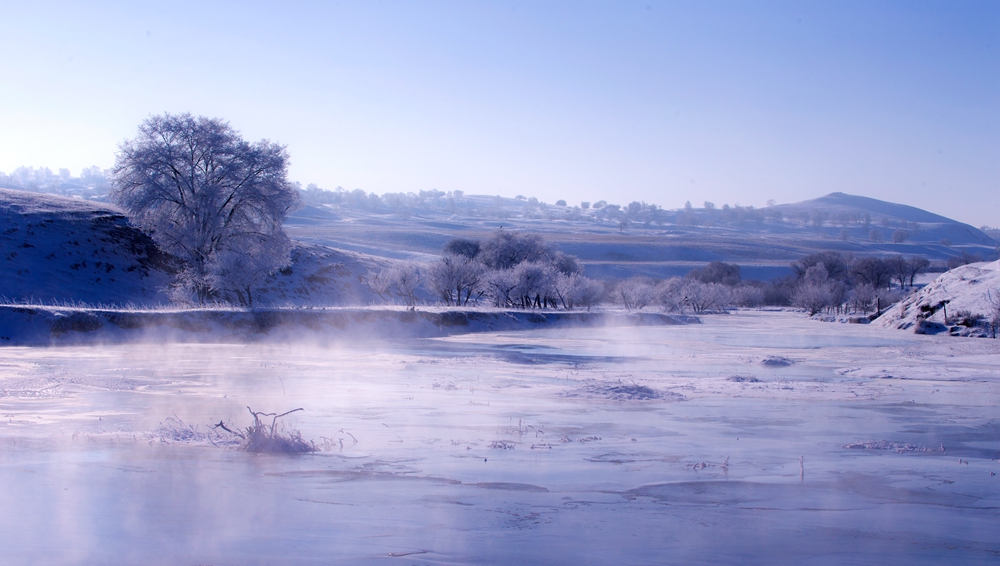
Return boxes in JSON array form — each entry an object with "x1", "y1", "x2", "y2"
[
  {"x1": 287, "y1": 191, "x2": 997, "y2": 282},
  {"x1": 0, "y1": 189, "x2": 392, "y2": 307},
  {"x1": 4, "y1": 187, "x2": 996, "y2": 309},
  {"x1": 776, "y1": 192, "x2": 995, "y2": 247},
  {"x1": 250, "y1": 243, "x2": 391, "y2": 306},
  {"x1": 0, "y1": 188, "x2": 176, "y2": 305},
  {"x1": 874, "y1": 260, "x2": 1000, "y2": 337}
]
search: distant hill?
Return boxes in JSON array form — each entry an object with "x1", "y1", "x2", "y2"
[
  {"x1": 2, "y1": 188, "x2": 996, "y2": 306},
  {"x1": 287, "y1": 191, "x2": 997, "y2": 282},
  {"x1": 789, "y1": 192, "x2": 954, "y2": 224},
  {"x1": 774, "y1": 192, "x2": 995, "y2": 247}
]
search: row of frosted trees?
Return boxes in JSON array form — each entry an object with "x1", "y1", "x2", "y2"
[
  {"x1": 366, "y1": 230, "x2": 603, "y2": 310},
  {"x1": 366, "y1": 233, "x2": 931, "y2": 317}
]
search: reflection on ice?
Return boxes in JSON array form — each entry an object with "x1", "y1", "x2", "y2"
[{"x1": 0, "y1": 311, "x2": 998, "y2": 564}]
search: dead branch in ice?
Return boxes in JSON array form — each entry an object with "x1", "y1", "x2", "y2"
[
  {"x1": 213, "y1": 406, "x2": 316, "y2": 454},
  {"x1": 156, "y1": 415, "x2": 241, "y2": 447}
]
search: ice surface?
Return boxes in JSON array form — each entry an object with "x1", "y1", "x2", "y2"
[{"x1": 0, "y1": 310, "x2": 998, "y2": 564}]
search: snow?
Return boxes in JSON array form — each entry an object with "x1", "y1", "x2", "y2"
[
  {"x1": 3, "y1": 188, "x2": 999, "y2": 563},
  {"x1": 0, "y1": 310, "x2": 997, "y2": 564},
  {"x1": 0, "y1": 187, "x2": 175, "y2": 305},
  {"x1": 0, "y1": 188, "x2": 395, "y2": 308},
  {"x1": 0, "y1": 304, "x2": 699, "y2": 346},
  {"x1": 288, "y1": 191, "x2": 998, "y2": 282},
  {"x1": 875, "y1": 260, "x2": 1000, "y2": 336}
]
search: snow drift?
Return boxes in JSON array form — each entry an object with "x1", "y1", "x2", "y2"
[{"x1": 874, "y1": 260, "x2": 1000, "y2": 337}]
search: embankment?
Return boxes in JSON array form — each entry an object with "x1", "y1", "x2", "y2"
[{"x1": 0, "y1": 306, "x2": 700, "y2": 346}]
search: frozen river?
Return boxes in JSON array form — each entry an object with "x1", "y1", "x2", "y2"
[{"x1": 1, "y1": 310, "x2": 998, "y2": 564}]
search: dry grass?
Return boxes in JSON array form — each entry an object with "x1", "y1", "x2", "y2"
[
  {"x1": 842, "y1": 439, "x2": 935, "y2": 453},
  {"x1": 728, "y1": 375, "x2": 761, "y2": 383},
  {"x1": 215, "y1": 407, "x2": 316, "y2": 454}
]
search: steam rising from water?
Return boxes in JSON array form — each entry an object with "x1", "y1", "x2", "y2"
[{"x1": 0, "y1": 311, "x2": 997, "y2": 564}]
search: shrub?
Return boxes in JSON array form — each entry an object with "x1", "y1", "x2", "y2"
[
  {"x1": 953, "y1": 310, "x2": 983, "y2": 328},
  {"x1": 731, "y1": 284, "x2": 765, "y2": 308},
  {"x1": 792, "y1": 283, "x2": 834, "y2": 315},
  {"x1": 216, "y1": 407, "x2": 315, "y2": 454}
]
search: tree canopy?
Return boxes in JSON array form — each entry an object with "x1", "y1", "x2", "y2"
[{"x1": 111, "y1": 113, "x2": 299, "y2": 304}]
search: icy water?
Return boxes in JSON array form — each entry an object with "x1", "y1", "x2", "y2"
[{"x1": 1, "y1": 311, "x2": 998, "y2": 565}]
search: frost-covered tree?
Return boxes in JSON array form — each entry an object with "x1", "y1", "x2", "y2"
[
  {"x1": 478, "y1": 230, "x2": 552, "y2": 270},
  {"x1": 850, "y1": 284, "x2": 877, "y2": 313},
  {"x1": 731, "y1": 284, "x2": 765, "y2": 308},
  {"x1": 484, "y1": 268, "x2": 518, "y2": 308},
  {"x1": 364, "y1": 268, "x2": 394, "y2": 303},
  {"x1": 553, "y1": 272, "x2": 603, "y2": 310},
  {"x1": 792, "y1": 252, "x2": 850, "y2": 282},
  {"x1": 904, "y1": 257, "x2": 930, "y2": 288},
  {"x1": 792, "y1": 282, "x2": 834, "y2": 315},
  {"x1": 803, "y1": 264, "x2": 830, "y2": 286},
  {"x1": 682, "y1": 280, "x2": 732, "y2": 313},
  {"x1": 364, "y1": 263, "x2": 422, "y2": 306},
  {"x1": 111, "y1": 113, "x2": 299, "y2": 303},
  {"x1": 388, "y1": 262, "x2": 422, "y2": 307},
  {"x1": 887, "y1": 255, "x2": 908, "y2": 290},
  {"x1": 986, "y1": 290, "x2": 1000, "y2": 339},
  {"x1": 659, "y1": 278, "x2": 736, "y2": 313},
  {"x1": 433, "y1": 230, "x2": 587, "y2": 309},
  {"x1": 443, "y1": 238, "x2": 481, "y2": 259},
  {"x1": 615, "y1": 276, "x2": 657, "y2": 311},
  {"x1": 887, "y1": 255, "x2": 927, "y2": 289},
  {"x1": 657, "y1": 277, "x2": 689, "y2": 313},
  {"x1": 208, "y1": 232, "x2": 291, "y2": 307},
  {"x1": 687, "y1": 261, "x2": 741, "y2": 286},
  {"x1": 512, "y1": 262, "x2": 557, "y2": 308},
  {"x1": 428, "y1": 254, "x2": 484, "y2": 306},
  {"x1": 850, "y1": 257, "x2": 893, "y2": 290}
]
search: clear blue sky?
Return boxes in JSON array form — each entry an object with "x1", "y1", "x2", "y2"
[{"x1": 2, "y1": 1, "x2": 997, "y2": 226}]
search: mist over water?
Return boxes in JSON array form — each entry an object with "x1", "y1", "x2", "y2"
[
  {"x1": 2, "y1": 1, "x2": 997, "y2": 562},
  {"x1": 1, "y1": 311, "x2": 997, "y2": 564}
]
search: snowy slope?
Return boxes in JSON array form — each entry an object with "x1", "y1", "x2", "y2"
[
  {"x1": 287, "y1": 191, "x2": 996, "y2": 282},
  {"x1": 249, "y1": 243, "x2": 393, "y2": 306},
  {"x1": 0, "y1": 188, "x2": 403, "y2": 308},
  {"x1": 0, "y1": 188, "x2": 176, "y2": 305},
  {"x1": 776, "y1": 192, "x2": 995, "y2": 247},
  {"x1": 874, "y1": 260, "x2": 1000, "y2": 337}
]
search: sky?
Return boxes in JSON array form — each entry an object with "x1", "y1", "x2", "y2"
[{"x1": 1, "y1": 0, "x2": 998, "y2": 227}]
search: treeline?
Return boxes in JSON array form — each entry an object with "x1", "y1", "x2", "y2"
[
  {"x1": 298, "y1": 184, "x2": 941, "y2": 239},
  {"x1": 0, "y1": 166, "x2": 110, "y2": 199},
  {"x1": 580, "y1": 252, "x2": 928, "y2": 316},
  {"x1": 299, "y1": 184, "x2": 465, "y2": 216},
  {"x1": 299, "y1": 184, "x2": 769, "y2": 229},
  {"x1": 364, "y1": 231, "x2": 935, "y2": 317},
  {"x1": 365, "y1": 230, "x2": 603, "y2": 310}
]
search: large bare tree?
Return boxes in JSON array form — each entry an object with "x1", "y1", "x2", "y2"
[{"x1": 111, "y1": 113, "x2": 299, "y2": 303}]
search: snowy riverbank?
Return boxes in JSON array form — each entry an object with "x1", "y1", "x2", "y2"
[
  {"x1": 875, "y1": 260, "x2": 1000, "y2": 337},
  {"x1": 0, "y1": 305, "x2": 700, "y2": 346}
]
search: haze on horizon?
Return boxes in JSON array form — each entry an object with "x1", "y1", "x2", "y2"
[{"x1": 1, "y1": 0, "x2": 997, "y2": 227}]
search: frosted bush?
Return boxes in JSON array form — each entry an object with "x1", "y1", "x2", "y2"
[{"x1": 615, "y1": 277, "x2": 657, "y2": 311}]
